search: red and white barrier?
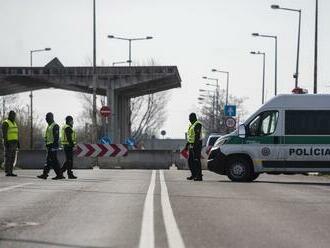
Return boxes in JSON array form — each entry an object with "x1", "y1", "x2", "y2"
[{"x1": 75, "y1": 144, "x2": 128, "y2": 157}]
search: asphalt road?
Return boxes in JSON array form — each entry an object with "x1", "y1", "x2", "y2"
[{"x1": 0, "y1": 169, "x2": 330, "y2": 248}]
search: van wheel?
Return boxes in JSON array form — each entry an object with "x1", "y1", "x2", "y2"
[{"x1": 227, "y1": 157, "x2": 252, "y2": 182}]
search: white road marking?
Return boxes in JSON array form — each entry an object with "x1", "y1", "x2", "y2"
[
  {"x1": 138, "y1": 170, "x2": 156, "y2": 248},
  {"x1": 160, "y1": 170, "x2": 185, "y2": 248},
  {"x1": 0, "y1": 183, "x2": 32, "y2": 193}
]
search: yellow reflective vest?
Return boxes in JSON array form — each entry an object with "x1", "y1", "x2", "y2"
[
  {"x1": 187, "y1": 121, "x2": 202, "y2": 143},
  {"x1": 45, "y1": 122, "x2": 56, "y2": 145},
  {"x1": 61, "y1": 124, "x2": 77, "y2": 145},
  {"x1": 2, "y1": 119, "x2": 18, "y2": 141}
]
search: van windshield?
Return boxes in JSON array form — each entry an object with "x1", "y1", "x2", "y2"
[{"x1": 248, "y1": 111, "x2": 279, "y2": 136}]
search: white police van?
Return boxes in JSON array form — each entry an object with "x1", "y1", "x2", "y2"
[{"x1": 208, "y1": 94, "x2": 330, "y2": 182}]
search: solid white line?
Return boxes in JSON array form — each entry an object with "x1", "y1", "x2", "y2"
[
  {"x1": 138, "y1": 170, "x2": 156, "y2": 248},
  {"x1": 160, "y1": 170, "x2": 185, "y2": 248},
  {"x1": 0, "y1": 183, "x2": 32, "y2": 193}
]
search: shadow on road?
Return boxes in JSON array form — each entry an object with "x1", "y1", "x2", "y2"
[
  {"x1": 254, "y1": 180, "x2": 330, "y2": 187},
  {"x1": 214, "y1": 180, "x2": 330, "y2": 187},
  {"x1": 0, "y1": 238, "x2": 116, "y2": 248}
]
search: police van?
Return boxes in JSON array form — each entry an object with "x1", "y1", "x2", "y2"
[{"x1": 207, "y1": 94, "x2": 330, "y2": 182}]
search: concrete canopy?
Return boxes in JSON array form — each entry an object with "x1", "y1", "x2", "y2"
[
  {"x1": 0, "y1": 58, "x2": 181, "y2": 97},
  {"x1": 0, "y1": 58, "x2": 182, "y2": 142}
]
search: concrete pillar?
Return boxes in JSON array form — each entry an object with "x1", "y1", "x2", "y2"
[
  {"x1": 106, "y1": 84, "x2": 118, "y2": 143},
  {"x1": 117, "y1": 95, "x2": 130, "y2": 143},
  {"x1": 106, "y1": 80, "x2": 131, "y2": 143}
]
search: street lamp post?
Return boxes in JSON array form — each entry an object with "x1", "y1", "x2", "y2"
[
  {"x1": 199, "y1": 89, "x2": 215, "y2": 121},
  {"x1": 211, "y1": 69, "x2": 229, "y2": 106},
  {"x1": 251, "y1": 51, "x2": 266, "y2": 104},
  {"x1": 107, "y1": 35, "x2": 153, "y2": 66},
  {"x1": 271, "y1": 4, "x2": 301, "y2": 88},
  {"x1": 92, "y1": 0, "x2": 97, "y2": 145},
  {"x1": 252, "y1": 33, "x2": 278, "y2": 96},
  {"x1": 29, "y1": 47, "x2": 51, "y2": 149},
  {"x1": 202, "y1": 76, "x2": 219, "y2": 131},
  {"x1": 314, "y1": 0, "x2": 318, "y2": 94}
]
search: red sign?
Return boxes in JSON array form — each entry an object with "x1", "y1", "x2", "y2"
[{"x1": 100, "y1": 106, "x2": 111, "y2": 117}]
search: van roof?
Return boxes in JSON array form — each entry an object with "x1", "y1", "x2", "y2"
[{"x1": 262, "y1": 94, "x2": 330, "y2": 109}]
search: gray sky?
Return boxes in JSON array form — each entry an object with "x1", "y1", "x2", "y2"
[{"x1": 1, "y1": 0, "x2": 329, "y2": 138}]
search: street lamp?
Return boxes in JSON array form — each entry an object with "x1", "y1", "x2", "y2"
[
  {"x1": 29, "y1": 47, "x2": 51, "y2": 149},
  {"x1": 250, "y1": 51, "x2": 266, "y2": 104},
  {"x1": 252, "y1": 33, "x2": 278, "y2": 96},
  {"x1": 202, "y1": 77, "x2": 219, "y2": 93},
  {"x1": 271, "y1": 4, "x2": 302, "y2": 88},
  {"x1": 107, "y1": 35, "x2": 153, "y2": 66},
  {"x1": 211, "y1": 69, "x2": 229, "y2": 106},
  {"x1": 112, "y1": 60, "x2": 131, "y2": 66},
  {"x1": 203, "y1": 76, "x2": 220, "y2": 131}
]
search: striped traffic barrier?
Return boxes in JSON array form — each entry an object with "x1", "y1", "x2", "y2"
[{"x1": 75, "y1": 144, "x2": 128, "y2": 157}]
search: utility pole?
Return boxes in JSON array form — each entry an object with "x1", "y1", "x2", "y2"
[
  {"x1": 29, "y1": 47, "x2": 51, "y2": 149},
  {"x1": 314, "y1": 0, "x2": 318, "y2": 94},
  {"x1": 92, "y1": 0, "x2": 97, "y2": 144}
]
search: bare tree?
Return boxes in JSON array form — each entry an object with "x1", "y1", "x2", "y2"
[
  {"x1": 0, "y1": 99, "x2": 44, "y2": 151},
  {"x1": 131, "y1": 91, "x2": 169, "y2": 142},
  {"x1": 1, "y1": 95, "x2": 19, "y2": 119},
  {"x1": 76, "y1": 93, "x2": 104, "y2": 143},
  {"x1": 199, "y1": 89, "x2": 247, "y2": 135}
]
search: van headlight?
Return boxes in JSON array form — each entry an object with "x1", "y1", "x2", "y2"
[{"x1": 211, "y1": 138, "x2": 227, "y2": 150}]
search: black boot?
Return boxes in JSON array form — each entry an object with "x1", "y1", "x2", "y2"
[
  {"x1": 186, "y1": 175, "x2": 194, "y2": 180},
  {"x1": 37, "y1": 174, "x2": 48, "y2": 179},
  {"x1": 52, "y1": 174, "x2": 65, "y2": 180},
  {"x1": 52, "y1": 175, "x2": 65, "y2": 180},
  {"x1": 6, "y1": 173, "x2": 17, "y2": 177},
  {"x1": 68, "y1": 173, "x2": 77, "y2": 179}
]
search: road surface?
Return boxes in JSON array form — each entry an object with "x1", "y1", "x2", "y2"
[{"x1": 0, "y1": 169, "x2": 330, "y2": 248}]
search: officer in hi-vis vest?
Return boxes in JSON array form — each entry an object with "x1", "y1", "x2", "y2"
[
  {"x1": 60, "y1": 116, "x2": 77, "y2": 179},
  {"x1": 37, "y1": 112, "x2": 64, "y2": 180},
  {"x1": 185, "y1": 113, "x2": 203, "y2": 181},
  {"x1": 2, "y1": 111, "x2": 19, "y2": 177}
]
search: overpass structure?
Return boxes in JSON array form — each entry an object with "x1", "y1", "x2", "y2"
[{"x1": 0, "y1": 58, "x2": 181, "y2": 143}]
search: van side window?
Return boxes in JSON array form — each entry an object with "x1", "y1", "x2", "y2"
[
  {"x1": 248, "y1": 111, "x2": 279, "y2": 136},
  {"x1": 248, "y1": 115, "x2": 261, "y2": 136},
  {"x1": 285, "y1": 110, "x2": 330, "y2": 135}
]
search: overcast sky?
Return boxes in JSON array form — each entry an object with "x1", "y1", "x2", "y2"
[{"x1": 1, "y1": 0, "x2": 329, "y2": 138}]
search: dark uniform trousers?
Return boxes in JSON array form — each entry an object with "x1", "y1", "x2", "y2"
[
  {"x1": 4, "y1": 142, "x2": 18, "y2": 174},
  {"x1": 188, "y1": 140, "x2": 202, "y2": 178},
  {"x1": 61, "y1": 146, "x2": 74, "y2": 175},
  {"x1": 43, "y1": 148, "x2": 61, "y2": 176}
]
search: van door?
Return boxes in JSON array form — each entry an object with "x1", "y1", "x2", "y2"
[{"x1": 245, "y1": 111, "x2": 281, "y2": 171}]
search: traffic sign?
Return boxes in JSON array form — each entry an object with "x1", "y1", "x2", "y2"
[
  {"x1": 100, "y1": 136, "x2": 112, "y2": 144},
  {"x1": 125, "y1": 137, "x2": 136, "y2": 146},
  {"x1": 100, "y1": 106, "x2": 111, "y2": 117},
  {"x1": 224, "y1": 105, "x2": 236, "y2": 117},
  {"x1": 225, "y1": 117, "x2": 236, "y2": 128}
]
